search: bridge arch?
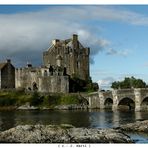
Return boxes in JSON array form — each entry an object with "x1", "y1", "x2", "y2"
[
  {"x1": 118, "y1": 97, "x2": 135, "y2": 110},
  {"x1": 104, "y1": 98, "x2": 113, "y2": 109},
  {"x1": 141, "y1": 97, "x2": 148, "y2": 111}
]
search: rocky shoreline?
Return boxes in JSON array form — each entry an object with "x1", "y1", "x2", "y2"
[
  {"x1": 0, "y1": 124, "x2": 133, "y2": 143},
  {"x1": 17, "y1": 104, "x2": 88, "y2": 110},
  {"x1": 117, "y1": 119, "x2": 148, "y2": 132},
  {"x1": 0, "y1": 119, "x2": 148, "y2": 143}
]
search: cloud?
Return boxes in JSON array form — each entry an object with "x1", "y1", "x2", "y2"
[
  {"x1": 98, "y1": 77, "x2": 115, "y2": 90},
  {"x1": 106, "y1": 48, "x2": 130, "y2": 56},
  {"x1": 0, "y1": 6, "x2": 104, "y2": 66},
  {"x1": 89, "y1": 6, "x2": 148, "y2": 26},
  {"x1": 0, "y1": 6, "x2": 147, "y2": 66}
]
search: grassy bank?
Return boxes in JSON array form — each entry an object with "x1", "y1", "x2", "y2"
[{"x1": 0, "y1": 90, "x2": 86, "y2": 109}]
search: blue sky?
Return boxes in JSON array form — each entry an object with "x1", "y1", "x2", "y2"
[{"x1": 0, "y1": 5, "x2": 148, "y2": 89}]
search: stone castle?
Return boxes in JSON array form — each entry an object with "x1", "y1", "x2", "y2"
[{"x1": 0, "y1": 34, "x2": 90, "y2": 93}]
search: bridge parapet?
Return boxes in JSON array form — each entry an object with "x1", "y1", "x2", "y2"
[
  {"x1": 138, "y1": 88, "x2": 148, "y2": 100},
  {"x1": 116, "y1": 89, "x2": 134, "y2": 94},
  {"x1": 99, "y1": 91, "x2": 112, "y2": 99}
]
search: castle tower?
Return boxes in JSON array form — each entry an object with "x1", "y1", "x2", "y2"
[{"x1": 43, "y1": 34, "x2": 90, "y2": 81}]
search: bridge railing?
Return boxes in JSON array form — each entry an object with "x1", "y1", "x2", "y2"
[{"x1": 115, "y1": 89, "x2": 134, "y2": 94}]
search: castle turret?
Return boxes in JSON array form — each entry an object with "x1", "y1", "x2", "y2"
[{"x1": 72, "y1": 34, "x2": 78, "y2": 49}]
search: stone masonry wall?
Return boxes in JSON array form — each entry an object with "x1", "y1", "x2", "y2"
[
  {"x1": 15, "y1": 68, "x2": 69, "y2": 93},
  {"x1": 38, "y1": 76, "x2": 69, "y2": 93}
]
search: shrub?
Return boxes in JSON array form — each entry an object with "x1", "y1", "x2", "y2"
[
  {"x1": 60, "y1": 94, "x2": 79, "y2": 105},
  {"x1": 0, "y1": 98, "x2": 17, "y2": 106},
  {"x1": 30, "y1": 91, "x2": 43, "y2": 106},
  {"x1": 47, "y1": 94, "x2": 61, "y2": 105}
]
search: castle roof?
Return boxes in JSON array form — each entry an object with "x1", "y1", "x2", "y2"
[{"x1": 46, "y1": 37, "x2": 85, "y2": 54}]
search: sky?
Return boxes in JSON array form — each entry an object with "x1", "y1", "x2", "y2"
[{"x1": 0, "y1": 5, "x2": 148, "y2": 89}]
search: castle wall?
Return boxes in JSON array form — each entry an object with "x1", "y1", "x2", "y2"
[
  {"x1": 15, "y1": 68, "x2": 39, "y2": 90},
  {"x1": 15, "y1": 68, "x2": 69, "y2": 93},
  {"x1": 38, "y1": 76, "x2": 69, "y2": 93}
]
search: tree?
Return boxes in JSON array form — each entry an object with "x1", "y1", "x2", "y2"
[
  {"x1": 30, "y1": 91, "x2": 43, "y2": 106},
  {"x1": 111, "y1": 77, "x2": 146, "y2": 89},
  {"x1": 69, "y1": 76, "x2": 99, "y2": 92}
]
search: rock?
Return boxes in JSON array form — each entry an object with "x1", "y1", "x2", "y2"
[
  {"x1": 118, "y1": 120, "x2": 148, "y2": 132},
  {"x1": 54, "y1": 104, "x2": 87, "y2": 110},
  {"x1": 0, "y1": 124, "x2": 133, "y2": 143},
  {"x1": 17, "y1": 102, "x2": 38, "y2": 110}
]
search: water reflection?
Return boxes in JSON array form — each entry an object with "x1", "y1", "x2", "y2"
[
  {"x1": 0, "y1": 111, "x2": 16, "y2": 131},
  {"x1": 0, "y1": 109, "x2": 148, "y2": 132}
]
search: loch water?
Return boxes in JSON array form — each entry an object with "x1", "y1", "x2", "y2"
[{"x1": 0, "y1": 109, "x2": 148, "y2": 143}]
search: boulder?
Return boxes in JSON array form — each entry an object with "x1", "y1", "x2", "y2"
[
  {"x1": 118, "y1": 120, "x2": 148, "y2": 132},
  {"x1": 17, "y1": 102, "x2": 38, "y2": 110},
  {"x1": 0, "y1": 124, "x2": 133, "y2": 143}
]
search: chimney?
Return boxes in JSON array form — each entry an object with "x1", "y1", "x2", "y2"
[
  {"x1": 6, "y1": 59, "x2": 11, "y2": 63},
  {"x1": 26, "y1": 62, "x2": 32, "y2": 68},
  {"x1": 72, "y1": 34, "x2": 78, "y2": 49}
]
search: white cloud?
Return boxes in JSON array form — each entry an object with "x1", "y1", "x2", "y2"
[
  {"x1": 90, "y1": 6, "x2": 148, "y2": 26},
  {"x1": 98, "y1": 77, "x2": 115, "y2": 90},
  {"x1": 0, "y1": 6, "x2": 147, "y2": 66},
  {"x1": 106, "y1": 48, "x2": 130, "y2": 56}
]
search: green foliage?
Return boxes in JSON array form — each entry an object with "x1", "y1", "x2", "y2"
[
  {"x1": 0, "y1": 91, "x2": 28, "y2": 106},
  {"x1": 111, "y1": 76, "x2": 147, "y2": 89},
  {"x1": 0, "y1": 98, "x2": 17, "y2": 106},
  {"x1": 30, "y1": 91, "x2": 43, "y2": 106},
  {"x1": 42, "y1": 93, "x2": 80, "y2": 107},
  {"x1": 60, "y1": 94, "x2": 79, "y2": 105},
  {"x1": 46, "y1": 94, "x2": 61, "y2": 106},
  {"x1": 0, "y1": 91, "x2": 86, "y2": 108},
  {"x1": 69, "y1": 76, "x2": 98, "y2": 92}
]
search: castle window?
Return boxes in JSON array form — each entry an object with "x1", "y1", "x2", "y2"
[
  {"x1": 44, "y1": 70, "x2": 48, "y2": 76},
  {"x1": 63, "y1": 67, "x2": 67, "y2": 75},
  {"x1": 77, "y1": 61, "x2": 80, "y2": 69},
  {"x1": 49, "y1": 66, "x2": 53, "y2": 75}
]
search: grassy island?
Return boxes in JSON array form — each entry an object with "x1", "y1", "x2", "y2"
[{"x1": 0, "y1": 90, "x2": 88, "y2": 110}]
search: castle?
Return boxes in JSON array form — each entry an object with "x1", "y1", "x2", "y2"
[{"x1": 7, "y1": 34, "x2": 90, "y2": 93}]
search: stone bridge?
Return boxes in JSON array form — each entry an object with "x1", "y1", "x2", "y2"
[{"x1": 86, "y1": 88, "x2": 148, "y2": 111}]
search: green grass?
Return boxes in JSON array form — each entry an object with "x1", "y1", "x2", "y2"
[
  {"x1": 41, "y1": 93, "x2": 80, "y2": 108},
  {"x1": 60, "y1": 94, "x2": 80, "y2": 105},
  {"x1": 0, "y1": 91, "x2": 82, "y2": 109},
  {"x1": 0, "y1": 91, "x2": 32, "y2": 107}
]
